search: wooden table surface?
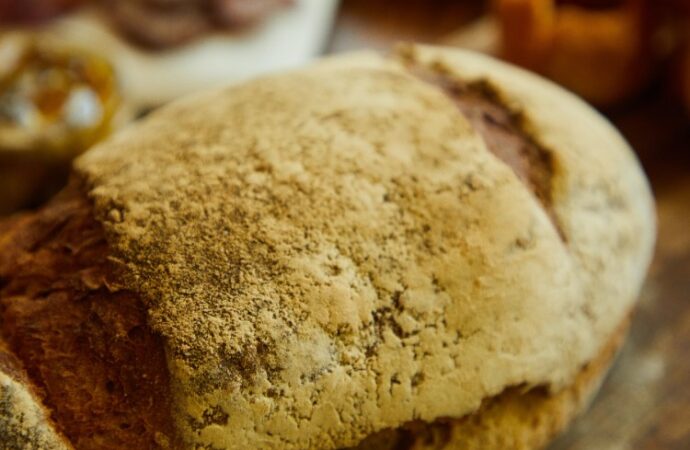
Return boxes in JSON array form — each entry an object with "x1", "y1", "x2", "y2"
[{"x1": 329, "y1": 1, "x2": 690, "y2": 449}]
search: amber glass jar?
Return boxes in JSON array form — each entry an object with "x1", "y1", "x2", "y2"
[{"x1": 0, "y1": 32, "x2": 120, "y2": 214}]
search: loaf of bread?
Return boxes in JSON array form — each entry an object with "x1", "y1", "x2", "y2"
[{"x1": 0, "y1": 45, "x2": 655, "y2": 449}]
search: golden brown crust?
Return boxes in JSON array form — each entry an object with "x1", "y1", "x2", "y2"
[
  {"x1": 0, "y1": 182, "x2": 176, "y2": 450},
  {"x1": 0, "y1": 340, "x2": 27, "y2": 385}
]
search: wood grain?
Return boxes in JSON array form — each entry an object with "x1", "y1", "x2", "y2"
[{"x1": 329, "y1": 2, "x2": 690, "y2": 448}]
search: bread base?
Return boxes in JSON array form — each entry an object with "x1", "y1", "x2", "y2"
[{"x1": 353, "y1": 315, "x2": 630, "y2": 450}]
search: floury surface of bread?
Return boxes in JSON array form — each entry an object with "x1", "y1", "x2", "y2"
[
  {"x1": 73, "y1": 45, "x2": 654, "y2": 448},
  {"x1": 1, "y1": 45, "x2": 654, "y2": 449}
]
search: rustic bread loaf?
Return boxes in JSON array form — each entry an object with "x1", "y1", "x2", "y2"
[{"x1": 0, "y1": 45, "x2": 655, "y2": 449}]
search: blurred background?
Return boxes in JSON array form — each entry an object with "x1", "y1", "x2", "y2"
[{"x1": 1, "y1": 1, "x2": 688, "y2": 448}]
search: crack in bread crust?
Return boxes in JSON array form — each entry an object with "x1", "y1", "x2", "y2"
[{"x1": 403, "y1": 61, "x2": 564, "y2": 240}]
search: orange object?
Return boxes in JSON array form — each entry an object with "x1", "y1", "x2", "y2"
[
  {"x1": 0, "y1": 32, "x2": 121, "y2": 214},
  {"x1": 495, "y1": 0, "x2": 654, "y2": 105},
  {"x1": 495, "y1": 0, "x2": 556, "y2": 69}
]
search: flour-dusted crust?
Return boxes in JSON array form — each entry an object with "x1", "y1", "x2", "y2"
[
  {"x1": 71, "y1": 46, "x2": 654, "y2": 449},
  {"x1": 352, "y1": 312, "x2": 630, "y2": 450}
]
